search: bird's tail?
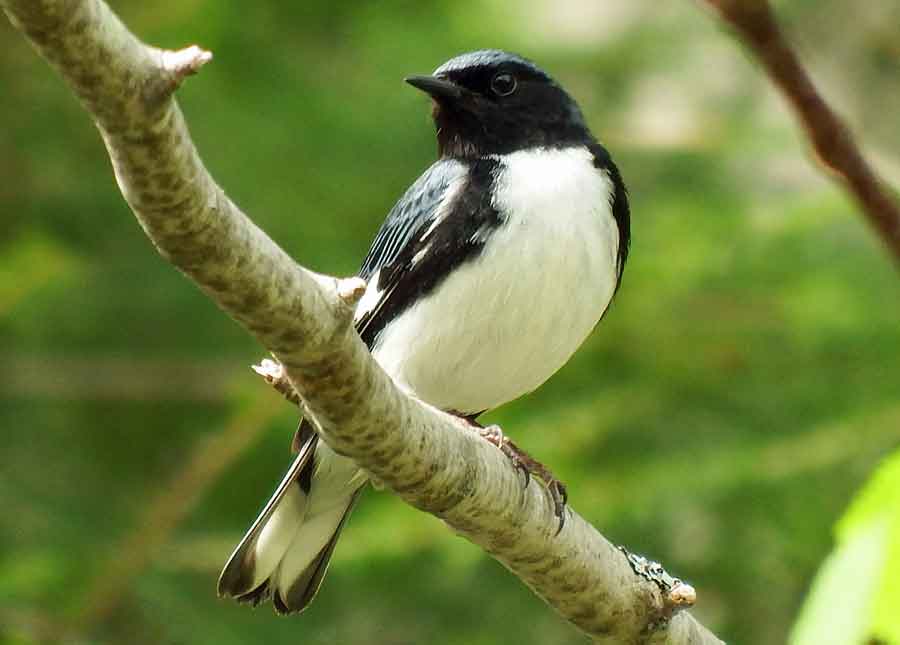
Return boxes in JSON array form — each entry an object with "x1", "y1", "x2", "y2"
[{"x1": 218, "y1": 429, "x2": 364, "y2": 613}]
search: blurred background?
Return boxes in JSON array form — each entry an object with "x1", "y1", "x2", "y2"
[{"x1": 2, "y1": 1, "x2": 899, "y2": 643}]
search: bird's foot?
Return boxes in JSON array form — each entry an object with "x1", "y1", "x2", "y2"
[
  {"x1": 476, "y1": 424, "x2": 531, "y2": 485},
  {"x1": 475, "y1": 423, "x2": 568, "y2": 534}
]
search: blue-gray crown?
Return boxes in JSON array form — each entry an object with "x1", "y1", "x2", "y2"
[{"x1": 434, "y1": 49, "x2": 550, "y2": 82}]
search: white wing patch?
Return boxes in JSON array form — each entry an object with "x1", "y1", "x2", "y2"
[
  {"x1": 354, "y1": 172, "x2": 467, "y2": 327},
  {"x1": 411, "y1": 245, "x2": 431, "y2": 268},
  {"x1": 420, "y1": 175, "x2": 468, "y2": 240},
  {"x1": 354, "y1": 268, "x2": 383, "y2": 323}
]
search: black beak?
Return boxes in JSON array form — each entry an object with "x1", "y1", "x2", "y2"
[{"x1": 405, "y1": 75, "x2": 462, "y2": 100}]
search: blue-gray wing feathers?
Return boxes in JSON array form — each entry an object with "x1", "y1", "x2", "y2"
[
  {"x1": 355, "y1": 157, "x2": 502, "y2": 347},
  {"x1": 359, "y1": 159, "x2": 468, "y2": 281}
]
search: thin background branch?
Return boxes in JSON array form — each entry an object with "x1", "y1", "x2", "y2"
[
  {"x1": 702, "y1": 0, "x2": 900, "y2": 265},
  {"x1": 70, "y1": 390, "x2": 281, "y2": 636}
]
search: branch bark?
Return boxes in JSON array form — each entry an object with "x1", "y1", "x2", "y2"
[
  {"x1": 702, "y1": 0, "x2": 900, "y2": 265},
  {"x1": 2, "y1": 1, "x2": 723, "y2": 642}
]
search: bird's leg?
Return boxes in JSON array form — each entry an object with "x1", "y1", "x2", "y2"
[{"x1": 460, "y1": 415, "x2": 568, "y2": 534}]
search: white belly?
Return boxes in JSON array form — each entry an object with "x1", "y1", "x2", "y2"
[{"x1": 370, "y1": 147, "x2": 619, "y2": 414}]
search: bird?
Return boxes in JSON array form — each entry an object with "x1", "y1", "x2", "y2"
[{"x1": 217, "y1": 49, "x2": 630, "y2": 615}]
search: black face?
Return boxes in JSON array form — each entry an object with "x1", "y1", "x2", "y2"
[{"x1": 406, "y1": 50, "x2": 594, "y2": 159}]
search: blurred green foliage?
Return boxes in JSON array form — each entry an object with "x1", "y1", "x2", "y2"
[
  {"x1": 2, "y1": 2, "x2": 899, "y2": 644},
  {"x1": 791, "y1": 449, "x2": 900, "y2": 645}
]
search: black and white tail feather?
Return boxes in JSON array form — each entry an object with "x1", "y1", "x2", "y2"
[{"x1": 217, "y1": 428, "x2": 365, "y2": 613}]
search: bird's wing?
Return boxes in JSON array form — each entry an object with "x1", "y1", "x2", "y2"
[
  {"x1": 286, "y1": 159, "x2": 475, "y2": 453},
  {"x1": 286, "y1": 158, "x2": 499, "y2": 450},
  {"x1": 358, "y1": 158, "x2": 468, "y2": 282},
  {"x1": 354, "y1": 157, "x2": 503, "y2": 347}
]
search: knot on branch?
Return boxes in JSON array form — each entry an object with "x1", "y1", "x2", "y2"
[
  {"x1": 618, "y1": 546, "x2": 697, "y2": 631},
  {"x1": 336, "y1": 276, "x2": 367, "y2": 307},
  {"x1": 143, "y1": 45, "x2": 212, "y2": 107},
  {"x1": 252, "y1": 358, "x2": 301, "y2": 405},
  {"x1": 162, "y1": 45, "x2": 212, "y2": 82}
]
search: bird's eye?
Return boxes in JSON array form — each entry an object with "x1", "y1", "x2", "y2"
[{"x1": 490, "y1": 72, "x2": 517, "y2": 97}]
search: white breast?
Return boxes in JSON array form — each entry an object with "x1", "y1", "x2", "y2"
[{"x1": 370, "y1": 146, "x2": 619, "y2": 414}]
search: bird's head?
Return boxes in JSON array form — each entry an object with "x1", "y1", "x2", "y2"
[{"x1": 406, "y1": 50, "x2": 592, "y2": 159}]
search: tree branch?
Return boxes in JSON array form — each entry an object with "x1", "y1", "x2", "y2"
[
  {"x1": 702, "y1": 0, "x2": 900, "y2": 265},
  {"x1": 2, "y1": 1, "x2": 723, "y2": 642}
]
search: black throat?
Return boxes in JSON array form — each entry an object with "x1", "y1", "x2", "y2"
[{"x1": 433, "y1": 99, "x2": 592, "y2": 159}]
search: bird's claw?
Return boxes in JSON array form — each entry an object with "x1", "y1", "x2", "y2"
[
  {"x1": 547, "y1": 479, "x2": 567, "y2": 535},
  {"x1": 475, "y1": 423, "x2": 568, "y2": 534}
]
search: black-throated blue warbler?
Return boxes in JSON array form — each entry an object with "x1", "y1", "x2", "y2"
[{"x1": 218, "y1": 49, "x2": 630, "y2": 614}]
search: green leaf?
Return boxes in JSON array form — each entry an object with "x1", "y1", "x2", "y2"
[{"x1": 790, "y1": 450, "x2": 900, "y2": 645}]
